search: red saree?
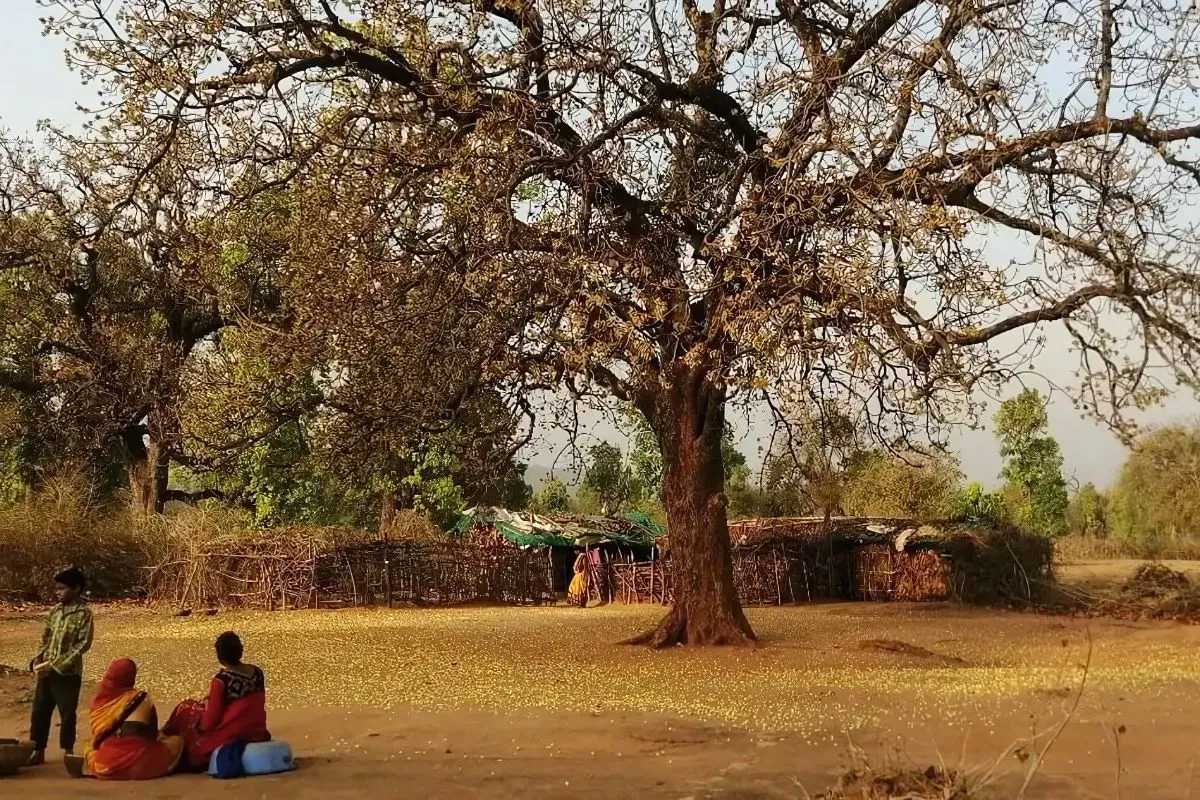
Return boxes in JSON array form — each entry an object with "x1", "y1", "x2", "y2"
[
  {"x1": 84, "y1": 659, "x2": 184, "y2": 781},
  {"x1": 164, "y1": 664, "x2": 270, "y2": 770}
]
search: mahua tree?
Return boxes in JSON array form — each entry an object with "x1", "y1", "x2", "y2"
[
  {"x1": 0, "y1": 137, "x2": 286, "y2": 511},
  {"x1": 49, "y1": 0, "x2": 1200, "y2": 645}
]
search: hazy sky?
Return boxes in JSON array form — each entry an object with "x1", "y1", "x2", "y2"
[{"x1": 1, "y1": 3, "x2": 1196, "y2": 490}]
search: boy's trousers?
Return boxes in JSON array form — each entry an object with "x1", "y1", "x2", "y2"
[{"x1": 29, "y1": 670, "x2": 82, "y2": 751}]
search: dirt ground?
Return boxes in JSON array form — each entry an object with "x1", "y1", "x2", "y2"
[{"x1": 1, "y1": 603, "x2": 1199, "y2": 798}]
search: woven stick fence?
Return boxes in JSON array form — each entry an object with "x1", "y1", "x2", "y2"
[
  {"x1": 605, "y1": 542, "x2": 856, "y2": 606},
  {"x1": 609, "y1": 558, "x2": 672, "y2": 604},
  {"x1": 147, "y1": 539, "x2": 556, "y2": 610},
  {"x1": 142, "y1": 518, "x2": 1048, "y2": 610},
  {"x1": 853, "y1": 545, "x2": 952, "y2": 602},
  {"x1": 602, "y1": 524, "x2": 1046, "y2": 606}
]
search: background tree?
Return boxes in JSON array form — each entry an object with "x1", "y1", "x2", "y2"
[
  {"x1": 1109, "y1": 423, "x2": 1200, "y2": 548},
  {"x1": 52, "y1": 0, "x2": 1200, "y2": 646},
  {"x1": 1066, "y1": 482, "x2": 1109, "y2": 538},
  {"x1": 948, "y1": 482, "x2": 1007, "y2": 524},
  {"x1": 842, "y1": 451, "x2": 961, "y2": 519},
  {"x1": 628, "y1": 411, "x2": 664, "y2": 500},
  {"x1": 994, "y1": 390, "x2": 1069, "y2": 537},
  {"x1": 529, "y1": 479, "x2": 571, "y2": 515},
  {"x1": 0, "y1": 130, "x2": 534, "y2": 523},
  {"x1": 182, "y1": 335, "x2": 531, "y2": 529},
  {"x1": 581, "y1": 441, "x2": 640, "y2": 514},
  {"x1": 629, "y1": 410, "x2": 748, "y2": 502},
  {"x1": 762, "y1": 402, "x2": 863, "y2": 520},
  {"x1": 0, "y1": 140, "x2": 288, "y2": 511}
]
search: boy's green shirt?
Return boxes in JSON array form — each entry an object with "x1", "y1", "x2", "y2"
[{"x1": 36, "y1": 601, "x2": 93, "y2": 676}]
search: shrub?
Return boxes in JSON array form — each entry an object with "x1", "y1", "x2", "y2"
[
  {"x1": 0, "y1": 481, "x2": 382, "y2": 602},
  {"x1": 941, "y1": 524, "x2": 1055, "y2": 605},
  {"x1": 0, "y1": 476, "x2": 149, "y2": 600},
  {"x1": 382, "y1": 509, "x2": 447, "y2": 543},
  {"x1": 1056, "y1": 532, "x2": 1200, "y2": 561}
]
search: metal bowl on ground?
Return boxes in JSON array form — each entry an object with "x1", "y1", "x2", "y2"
[
  {"x1": 0, "y1": 738, "x2": 35, "y2": 776},
  {"x1": 64, "y1": 753, "x2": 86, "y2": 779}
]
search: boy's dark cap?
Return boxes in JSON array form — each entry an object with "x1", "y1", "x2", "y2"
[{"x1": 54, "y1": 566, "x2": 86, "y2": 590}]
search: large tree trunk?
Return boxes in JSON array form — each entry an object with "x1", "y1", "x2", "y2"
[
  {"x1": 123, "y1": 425, "x2": 170, "y2": 515},
  {"x1": 378, "y1": 489, "x2": 397, "y2": 533},
  {"x1": 628, "y1": 364, "x2": 756, "y2": 647}
]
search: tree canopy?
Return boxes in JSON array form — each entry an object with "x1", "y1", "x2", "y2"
[
  {"x1": 994, "y1": 390, "x2": 1069, "y2": 537},
  {"x1": 0, "y1": 140, "x2": 532, "y2": 525},
  {"x1": 1109, "y1": 423, "x2": 1200, "y2": 546},
  {"x1": 25, "y1": 0, "x2": 1200, "y2": 645},
  {"x1": 842, "y1": 450, "x2": 961, "y2": 519},
  {"x1": 582, "y1": 440, "x2": 639, "y2": 513},
  {"x1": 1067, "y1": 482, "x2": 1108, "y2": 538}
]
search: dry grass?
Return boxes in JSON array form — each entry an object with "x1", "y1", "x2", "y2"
[
  {"x1": 810, "y1": 633, "x2": 1096, "y2": 800},
  {"x1": 810, "y1": 762, "x2": 972, "y2": 799},
  {"x1": 0, "y1": 477, "x2": 150, "y2": 600},
  {"x1": 1057, "y1": 534, "x2": 1200, "y2": 562},
  {"x1": 381, "y1": 509, "x2": 448, "y2": 543},
  {"x1": 0, "y1": 479, "x2": 371, "y2": 603}
]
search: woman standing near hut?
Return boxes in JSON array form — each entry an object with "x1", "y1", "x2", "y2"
[{"x1": 568, "y1": 551, "x2": 589, "y2": 607}]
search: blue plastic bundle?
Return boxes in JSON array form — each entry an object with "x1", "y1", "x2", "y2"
[{"x1": 208, "y1": 740, "x2": 295, "y2": 779}]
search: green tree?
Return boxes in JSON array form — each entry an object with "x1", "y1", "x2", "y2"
[
  {"x1": 628, "y1": 411, "x2": 663, "y2": 499},
  {"x1": 529, "y1": 479, "x2": 571, "y2": 515},
  {"x1": 399, "y1": 441, "x2": 468, "y2": 529},
  {"x1": 726, "y1": 461, "x2": 773, "y2": 520},
  {"x1": 994, "y1": 390, "x2": 1069, "y2": 537},
  {"x1": 582, "y1": 441, "x2": 639, "y2": 512},
  {"x1": 842, "y1": 451, "x2": 961, "y2": 519},
  {"x1": 627, "y1": 410, "x2": 746, "y2": 501},
  {"x1": 721, "y1": 428, "x2": 748, "y2": 486},
  {"x1": 499, "y1": 464, "x2": 534, "y2": 511},
  {"x1": 1109, "y1": 424, "x2": 1200, "y2": 546},
  {"x1": 948, "y1": 482, "x2": 1007, "y2": 523},
  {"x1": 1066, "y1": 483, "x2": 1108, "y2": 537}
]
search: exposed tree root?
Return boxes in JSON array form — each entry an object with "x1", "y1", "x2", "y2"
[{"x1": 622, "y1": 605, "x2": 758, "y2": 648}]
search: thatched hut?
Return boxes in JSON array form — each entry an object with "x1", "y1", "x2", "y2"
[
  {"x1": 610, "y1": 517, "x2": 1052, "y2": 606},
  {"x1": 452, "y1": 507, "x2": 665, "y2": 600},
  {"x1": 725, "y1": 516, "x2": 1051, "y2": 605}
]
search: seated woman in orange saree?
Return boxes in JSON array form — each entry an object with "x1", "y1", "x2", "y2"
[
  {"x1": 83, "y1": 659, "x2": 184, "y2": 781},
  {"x1": 163, "y1": 632, "x2": 270, "y2": 771}
]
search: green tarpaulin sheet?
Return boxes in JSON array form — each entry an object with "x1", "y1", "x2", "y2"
[{"x1": 453, "y1": 507, "x2": 665, "y2": 549}]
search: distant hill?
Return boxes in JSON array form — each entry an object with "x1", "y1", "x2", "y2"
[{"x1": 523, "y1": 462, "x2": 580, "y2": 490}]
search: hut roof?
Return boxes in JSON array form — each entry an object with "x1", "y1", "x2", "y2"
[
  {"x1": 726, "y1": 516, "x2": 983, "y2": 550},
  {"x1": 452, "y1": 507, "x2": 665, "y2": 549}
]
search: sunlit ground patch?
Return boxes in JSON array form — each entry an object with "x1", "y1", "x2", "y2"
[{"x1": 1, "y1": 604, "x2": 1196, "y2": 736}]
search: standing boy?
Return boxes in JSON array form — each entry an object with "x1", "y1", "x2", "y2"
[{"x1": 27, "y1": 566, "x2": 93, "y2": 766}]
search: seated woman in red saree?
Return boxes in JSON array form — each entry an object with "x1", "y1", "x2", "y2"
[
  {"x1": 83, "y1": 658, "x2": 184, "y2": 780},
  {"x1": 163, "y1": 632, "x2": 270, "y2": 771}
]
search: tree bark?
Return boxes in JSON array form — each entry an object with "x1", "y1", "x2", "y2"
[
  {"x1": 123, "y1": 426, "x2": 169, "y2": 515},
  {"x1": 378, "y1": 489, "x2": 397, "y2": 533},
  {"x1": 627, "y1": 364, "x2": 756, "y2": 647}
]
